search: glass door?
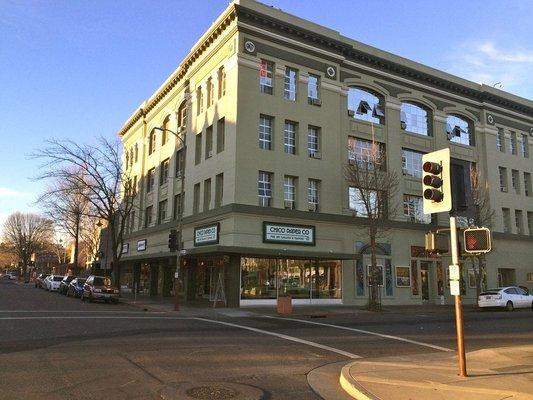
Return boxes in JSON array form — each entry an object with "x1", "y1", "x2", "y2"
[{"x1": 420, "y1": 262, "x2": 430, "y2": 301}]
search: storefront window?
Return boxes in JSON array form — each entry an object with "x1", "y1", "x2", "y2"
[
  {"x1": 139, "y1": 263, "x2": 151, "y2": 295},
  {"x1": 121, "y1": 265, "x2": 134, "y2": 293},
  {"x1": 240, "y1": 257, "x2": 341, "y2": 300}
]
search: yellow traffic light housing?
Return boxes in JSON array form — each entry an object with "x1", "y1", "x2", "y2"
[{"x1": 422, "y1": 148, "x2": 451, "y2": 214}]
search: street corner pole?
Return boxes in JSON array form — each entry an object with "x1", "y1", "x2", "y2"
[
  {"x1": 174, "y1": 252, "x2": 180, "y2": 311},
  {"x1": 449, "y1": 215, "x2": 467, "y2": 377}
]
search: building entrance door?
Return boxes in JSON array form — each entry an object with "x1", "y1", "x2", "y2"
[{"x1": 420, "y1": 262, "x2": 430, "y2": 301}]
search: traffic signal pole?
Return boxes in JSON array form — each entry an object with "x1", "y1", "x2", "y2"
[{"x1": 450, "y1": 215, "x2": 467, "y2": 377}]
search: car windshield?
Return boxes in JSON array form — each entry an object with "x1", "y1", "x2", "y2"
[
  {"x1": 64, "y1": 276, "x2": 75, "y2": 282},
  {"x1": 53, "y1": 276, "x2": 64, "y2": 281},
  {"x1": 93, "y1": 277, "x2": 111, "y2": 286},
  {"x1": 77, "y1": 279, "x2": 86, "y2": 285}
]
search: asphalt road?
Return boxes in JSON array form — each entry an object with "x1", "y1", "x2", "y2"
[{"x1": 1, "y1": 279, "x2": 532, "y2": 400}]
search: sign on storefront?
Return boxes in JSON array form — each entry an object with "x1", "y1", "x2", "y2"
[
  {"x1": 194, "y1": 223, "x2": 220, "y2": 246},
  {"x1": 121, "y1": 243, "x2": 129, "y2": 254},
  {"x1": 263, "y1": 222, "x2": 315, "y2": 246},
  {"x1": 137, "y1": 239, "x2": 147, "y2": 252}
]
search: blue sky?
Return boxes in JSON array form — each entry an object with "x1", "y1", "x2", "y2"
[{"x1": 1, "y1": 0, "x2": 532, "y2": 230}]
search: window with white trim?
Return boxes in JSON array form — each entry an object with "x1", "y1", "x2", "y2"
[
  {"x1": 403, "y1": 195, "x2": 431, "y2": 224},
  {"x1": 284, "y1": 175, "x2": 296, "y2": 209},
  {"x1": 499, "y1": 167, "x2": 508, "y2": 192},
  {"x1": 400, "y1": 102, "x2": 430, "y2": 136},
  {"x1": 511, "y1": 169, "x2": 520, "y2": 194},
  {"x1": 349, "y1": 187, "x2": 379, "y2": 217},
  {"x1": 520, "y1": 134, "x2": 529, "y2": 157},
  {"x1": 446, "y1": 115, "x2": 473, "y2": 146},
  {"x1": 496, "y1": 128, "x2": 505, "y2": 152},
  {"x1": 258, "y1": 171, "x2": 272, "y2": 207},
  {"x1": 196, "y1": 87, "x2": 203, "y2": 115},
  {"x1": 402, "y1": 149, "x2": 424, "y2": 178},
  {"x1": 308, "y1": 125, "x2": 320, "y2": 157},
  {"x1": 259, "y1": 115, "x2": 273, "y2": 150},
  {"x1": 284, "y1": 66, "x2": 297, "y2": 101},
  {"x1": 510, "y1": 132, "x2": 517, "y2": 155},
  {"x1": 284, "y1": 121, "x2": 297, "y2": 155},
  {"x1": 308, "y1": 179, "x2": 319, "y2": 211},
  {"x1": 259, "y1": 59, "x2": 274, "y2": 94},
  {"x1": 218, "y1": 66, "x2": 226, "y2": 98},
  {"x1": 515, "y1": 210, "x2": 524, "y2": 234},
  {"x1": 347, "y1": 87, "x2": 384, "y2": 124},
  {"x1": 308, "y1": 74, "x2": 319, "y2": 100},
  {"x1": 348, "y1": 137, "x2": 385, "y2": 169}
]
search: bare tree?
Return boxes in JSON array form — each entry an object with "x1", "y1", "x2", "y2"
[
  {"x1": 38, "y1": 176, "x2": 90, "y2": 273},
  {"x1": 344, "y1": 133, "x2": 399, "y2": 310},
  {"x1": 467, "y1": 164, "x2": 495, "y2": 297},
  {"x1": 2, "y1": 212, "x2": 53, "y2": 279},
  {"x1": 79, "y1": 216, "x2": 101, "y2": 267},
  {"x1": 32, "y1": 137, "x2": 134, "y2": 287}
]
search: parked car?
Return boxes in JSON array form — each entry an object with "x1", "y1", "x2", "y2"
[
  {"x1": 66, "y1": 278, "x2": 86, "y2": 298},
  {"x1": 44, "y1": 275, "x2": 64, "y2": 292},
  {"x1": 35, "y1": 274, "x2": 50, "y2": 288},
  {"x1": 478, "y1": 286, "x2": 533, "y2": 311},
  {"x1": 7, "y1": 271, "x2": 17, "y2": 280},
  {"x1": 81, "y1": 275, "x2": 119, "y2": 303},
  {"x1": 59, "y1": 275, "x2": 76, "y2": 295}
]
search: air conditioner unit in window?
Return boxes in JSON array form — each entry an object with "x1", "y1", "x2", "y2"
[
  {"x1": 284, "y1": 200, "x2": 294, "y2": 209},
  {"x1": 308, "y1": 203, "x2": 318, "y2": 212},
  {"x1": 400, "y1": 121, "x2": 407, "y2": 130},
  {"x1": 208, "y1": 150, "x2": 213, "y2": 158},
  {"x1": 312, "y1": 98, "x2": 322, "y2": 106},
  {"x1": 501, "y1": 186, "x2": 508, "y2": 192},
  {"x1": 348, "y1": 109, "x2": 355, "y2": 117},
  {"x1": 310, "y1": 152, "x2": 322, "y2": 159}
]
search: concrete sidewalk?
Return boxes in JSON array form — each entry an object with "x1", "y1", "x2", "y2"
[{"x1": 340, "y1": 345, "x2": 533, "y2": 399}]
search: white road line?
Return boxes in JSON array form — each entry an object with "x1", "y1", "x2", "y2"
[
  {"x1": 264, "y1": 316, "x2": 453, "y2": 352},
  {"x1": 193, "y1": 317, "x2": 362, "y2": 359},
  {"x1": 0, "y1": 316, "x2": 190, "y2": 320},
  {"x1": 0, "y1": 310, "x2": 167, "y2": 314}
]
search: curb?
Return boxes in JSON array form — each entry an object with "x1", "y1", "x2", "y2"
[{"x1": 339, "y1": 364, "x2": 376, "y2": 400}]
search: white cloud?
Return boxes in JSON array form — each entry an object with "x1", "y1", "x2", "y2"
[
  {"x1": 0, "y1": 187, "x2": 32, "y2": 198},
  {"x1": 445, "y1": 40, "x2": 533, "y2": 100}
]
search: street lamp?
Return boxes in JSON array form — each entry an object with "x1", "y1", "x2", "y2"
[{"x1": 154, "y1": 126, "x2": 186, "y2": 311}]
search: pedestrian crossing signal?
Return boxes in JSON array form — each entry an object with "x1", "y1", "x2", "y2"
[{"x1": 463, "y1": 227, "x2": 491, "y2": 254}]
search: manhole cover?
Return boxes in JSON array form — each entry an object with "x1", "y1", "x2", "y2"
[{"x1": 186, "y1": 386, "x2": 239, "y2": 400}]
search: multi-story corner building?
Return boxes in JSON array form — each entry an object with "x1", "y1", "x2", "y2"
[{"x1": 117, "y1": 0, "x2": 533, "y2": 307}]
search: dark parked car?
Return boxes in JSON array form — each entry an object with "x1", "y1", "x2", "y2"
[
  {"x1": 59, "y1": 275, "x2": 76, "y2": 295},
  {"x1": 66, "y1": 278, "x2": 86, "y2": 298},
  {"x1": 35, "y1": 274, "x2": 50, "y2": 288},
  {"x1": 81, "y1": 275, "x2": 119, "y2": 303}
]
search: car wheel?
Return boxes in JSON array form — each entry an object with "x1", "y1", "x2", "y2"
[{"x1": 506, "y1": 301, "x2": 514, "y2": 312}]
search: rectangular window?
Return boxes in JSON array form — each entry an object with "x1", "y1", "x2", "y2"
[
  {"x1": 401, "y1": 148, "x2": 424, "y2": 178},
  {"x1": 527, "y1": 272, "x2": 533, "y2": 282},
  {"x1": 349, "y1": 187, "x2": 381, "y2": 217},
  {"x1": 130, "y1": 210, "x2": 135, "y2": 232},
  {"x1": 259, "y1": 59, "x2": 274, "y2": 94},
  {"x1": 284, "y1": 66, "x2": 297, "y2": 101},
  {"x1": 133, "y1": 175, "x2": 138, "y2": 195},
  {"x1": 511, "y1": 169, "x2": 520, "y2": 194},
  {"x1": 502, "y1": 208, "x2": 511, "y2": 233},
  {"x1": 144, "y1": 205, "x2": 153, "y2": 228},
  {"x1": 207, "y1": 78, "x2": 214, "y2": 108},
  {"x1": 218, "y1": 66, "x2": 226, "y2": 98},
  {"x1": 205, "y1": 125, "x2": 213, "y2": 159},
  {"x1": 497, "y1": 128, "x2": 505, "y2": 152},
  {"x1": 284, "y1": 121, "x2": 297, "y2": 155},
  {"x1": 348, "y1": 137, "x2": 386, "y2": 169},
  {"x1": 195, "y1": 133, "x2": 202, "y2": 165},
  {"x1": 203, "y1": 178, "x2": 211, "y2": 212},
  {"x1": 308, "y1": 179, "x2": 319, "y2": 211},
  {"x1": 216, "y1": 117, "x2": 225, "y2": 153},
  {"x1": 528, "y1": 212, "x2": 533, "y2": 236},
  {"x1": 173, "y1": 193, "x2": 183, "y2": 220},
  {"x1": 215, "y1": 173, "x2": 224, "y2": 208},
  {"x1": 510, "y1": 132, "x2": 517, "y2": 155},
  {"x1": 196, "y1": 87, "x2": 203, "y2": 115},
  {"x1": 147, "y1": 168, "x2": 155, "y2": 192},
  {"x1": 258, "y1": 171, "x2": 272, "y2": 207},
  {"x1": 403, "y1": 195, "x2": 431, "y2": 224},
  {"x1": 515, "y1": 210, "x2": 524, "y2": 234},
  {"x1": 160, "y1": 158, "x2": 169, "y2": 185},
  {"x1": 259, "y1": 115, "x2": 273, "y2": 150},
  {"x1": 175, "y1": 148, "x2": 185, "y2": 177},
  {"x1": 307, "y1": 73, "x2": 320, "y2": 102},
  {"x1": 134, "y1": 144, "x2": 139, "y2": 162},
  {"x1": 193, "y1": 183, "x2": 200, "y2": 214},
  {"x1": 158, "y1": 199, "x2": 167, "y2": 224},
  {"x1": 521, "y1": 134, "x2": 529, "y2": 157},
  {"x1": 283, "y1": 175, "x2": 296, "y2": 209},
  {"x1": 499, "y1": 167, "x2": 508, "y2": 192},
  {"x1": 524, "y1": 172, "x2": 531, "y2": 197},
  {"x1": 149, "y1": 131, "x2": 156, "y2": 155},
  {"x1": 308, "y1": 125, "x2": 320, "y2": 158}
]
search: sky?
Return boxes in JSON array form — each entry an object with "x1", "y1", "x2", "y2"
[{"x1": 1, "y1": 0, "x2": 532, "y2": 231}]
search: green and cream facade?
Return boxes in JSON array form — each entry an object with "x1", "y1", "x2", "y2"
[{"x1": 118, "y1": 0, "x2": 533, "y2": 307}]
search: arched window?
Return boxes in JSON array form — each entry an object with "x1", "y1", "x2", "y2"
[
  {"x1": 206, "y1": 78, "x2": 214, "y2": 107},
  {"x1": 400, "y1": 102, "x2": 430, "y2": 136},
  {"x1": 196, "y1": 87, "x2": 203, "y2": 116},
  {"x1": 446, "y1": 115, "x2": 474, "y2": 146},
  {"x1": 148, "y1": 129, "x2": 157, "y2": 155},
  {"x1": 218, "y1": 66, "x2": 226, "y2": 98},
  {"x1": 177, "y1": 101, "x2": 187, "y2": 131},
  {"x1": 347, "y1": 87, "x2": 384, "y2": 124},
  {"x1": 161, "y1": 115, "x2": 171, "y2": 145}
]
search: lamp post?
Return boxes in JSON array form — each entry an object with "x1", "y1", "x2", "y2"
[{"x1": 154, "y1": 126, "x2": 186, "y2": 311}]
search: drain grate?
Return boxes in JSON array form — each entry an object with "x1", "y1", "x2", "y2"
[{"x1": 185, "y1": 386, "x2": 239, "y2": 400}]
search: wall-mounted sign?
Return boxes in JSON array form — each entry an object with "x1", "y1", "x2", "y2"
[
  {"x1": 194, "y1": 223, "x2": 220, "y2": 246},
  {"x1": 121, "y1": 243, "x2": 129, "y2": 254},
  {"x1": 263, "y1": 222, "x2": 315, "y2": 246},
  {"x1": 137, "y1": 239, "x2": 147, "y2": 252}
]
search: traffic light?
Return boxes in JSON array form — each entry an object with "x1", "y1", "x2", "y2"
[
  {"x1": 425, "y1": 231, "x2": 449, "y2": 254},
  {"x1": 168, "y1": 229, "x2": 178, "y2": 251},
  {"x1": 463, "y1": 227, "x2": 491, "y2": 254},
  {"x1": 422, "y1": 148, "x2": 451, "y2": 214}
]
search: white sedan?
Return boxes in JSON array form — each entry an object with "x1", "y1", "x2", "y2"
[
  {"x1": 44, "y1": 275, "x2": 64, "y2": 292},
  {"x1": 478, "y1": 286, "x2": 533, "y2": 311}
]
